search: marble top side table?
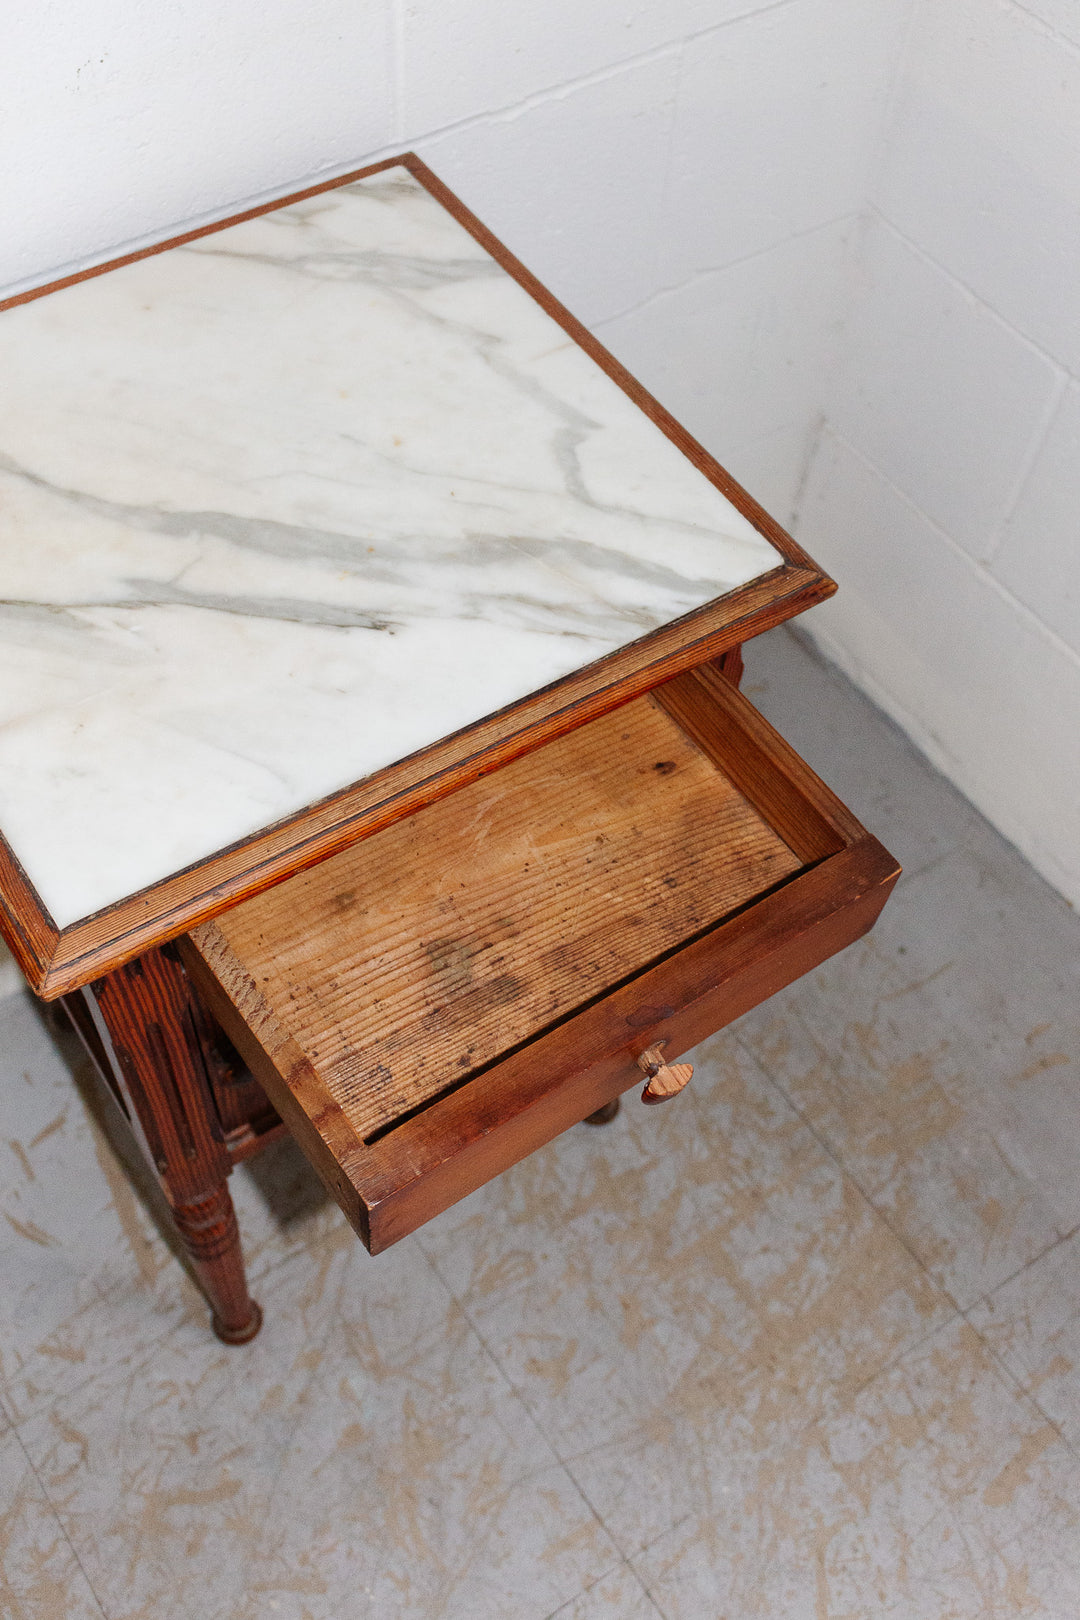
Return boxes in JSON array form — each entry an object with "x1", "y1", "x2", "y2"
[
  {"x1": 0, "y1": 153, "x2": 827, "y2": 999},
  {"x1": 0, "y1": 154, "x2": 896, "y2": 1342}
]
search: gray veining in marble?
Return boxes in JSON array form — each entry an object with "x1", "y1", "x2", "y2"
[{"x1": 0, "y1": 165, "x2": 780, "y2": 928}]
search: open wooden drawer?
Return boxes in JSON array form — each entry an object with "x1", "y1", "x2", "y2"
[{"x1": 183, "y1": 660, "x2": 899, "y2": 1253}]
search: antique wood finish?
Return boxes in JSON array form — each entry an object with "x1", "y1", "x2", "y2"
[
  {"x1": 194, "y1": 1015, "x2": 284, "y2": 1164},
  {"x1": 352, "y1": 838, "x2": 896, "y2": 1253},
  {"x1": 74, "y1": 946, "x2": 263, "y2": 1342},
  {"x1": 652, "y1": 659, "x2": 864, "y2": 860},
  {"x1": 186, "y1": 667, "x2": 900, "y2": 1254},
  {"x1": 0, "y1": 152, "x2": 832, "y2": 1002},
  {"x1": 189, "y1": 696, "x2": 802, "y2": 1145}
]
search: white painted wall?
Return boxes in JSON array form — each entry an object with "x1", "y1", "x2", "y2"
[
  {"x1": 797, "y1": 0, "x2": 1080, "y2": 906},
  {"x1": 0, "y1": 0, "x2": 907, "y2": 527}
]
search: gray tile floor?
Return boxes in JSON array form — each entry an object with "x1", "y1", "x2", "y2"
[{"x1": 2, "y1": 625, "x2": 1079, "y2": 1618}]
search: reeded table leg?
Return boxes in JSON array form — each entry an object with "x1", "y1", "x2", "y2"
[
  {"x1": 170, "y1": 1186, "x2": 262, "y2": 1344},
  {"x1": 71, "y1": 945, "x2": 262, "y2": 1344}
]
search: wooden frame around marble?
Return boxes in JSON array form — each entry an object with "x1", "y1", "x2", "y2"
[{"x1": 0, "y1": 153, "x2": 835, "y2": 999}]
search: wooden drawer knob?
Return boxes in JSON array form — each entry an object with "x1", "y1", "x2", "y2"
[{"x1": 636, "y1": 1044, "x2": 694, "y2": 1105}]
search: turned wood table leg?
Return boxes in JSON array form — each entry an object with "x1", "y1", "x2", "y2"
[
  {"x1": 74, "y1": 944, "x2": 262, "y2": 1344},
  {"x1": 169, "y1": 1186, "x2": 262, "y2": 1344},
  {"x1": 583, "y1": 1098, "x2": 621, "y2": 1125}
]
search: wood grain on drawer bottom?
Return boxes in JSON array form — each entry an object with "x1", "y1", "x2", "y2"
[{"x1": 189, "y1": 698, "x2": 801, "y2": 1143}]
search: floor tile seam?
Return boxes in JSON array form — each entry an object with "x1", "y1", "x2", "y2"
[
  {"x1": 413, "y1": 1236, "x2": 556, "y2": 1435},
  {"x1": 413, "y1": 1238, "x2": 662, "y2": 1586},
  {"x1": 442, "y1": 1040, "x2": 972, "y2": 1474},
  {"x1": 552, "y1": 1476, "x2": 700, "y2": 1594},
  {"x1": 413, "y1": 1238, "x2": 611, "y2": 1488},
  {"x1": 840, "y1": 1307, "x2": 966, "y2": 1410},
  {"x1": 627, "y1": 1510, "x2": 696, "y2": 1571},
  {"x1": 0, "y1": 1223, "x2": 186, "y2": 1326},
  {"x1": 900, "y1": 832, "x2": 1080, "y2": 922},
  {"x1": 887, "y1": 848, "x2": 952, "y2": 887},
  {"x1": 966, "y1": 1220, "x2": 1080, "y2": 1316},
  {"x1": 780, "y1": 621, "x2": 921, "y2": 730},
  {"x1": 541, "y1": 1555, "x2": 667, "y2": 1620},
  {"x1": 407, "y1": 1195, "x2": 880, "y2": 1489},
  {"x1": 958, "y1": 1223, "x2": 1080, "y2": 1463},
  {"x1": 7, "y1": 1419, "x2": 111, "y2": 1620},
  {"x1": 19, "y1": 1256, "x2": 346, "y2": 1620},
  {"x1": 238, "y1": 1206, "x2": 348, "y2": 1289},
  {"x1": 872, "y1": 952, "x2": 959, "y2": 1010},
  {"x1": 0, "y1": 1296, "x2": 201, "y2": 1434},
  {"x1": 0, "y1": 1169, "x2": 308, "y2": 1408},
  {"x1": 230, "y1": 1235, "x2": 365, "y2": 1595},
  {"x1": 889, "y1": 849, "x2": 966, "y2": 884},
  {"x1": 745, "y1": 1043, "x2": 1080, "y2": 1455},
  {"x1": 2, "y1": 1223, "x2": 347, "y2": 1434},
  {"x1": 623, "y1": 1548, "x2": 681, "y2": 1620},
  {"x1": 563, "y1": 1445, "x2": 751, "y2": 1619},
  {"x1": 546, "y1": 1458, "x2": 673, "y2": 1618},
  {"x1": 735, "y1": 942, "x2": 931, "y2": 1080},
  {"x1": 548, "y1": 1315, "x2": 954, "y2": 1482},
  {"x1": 1004, "y1": 0, "x2": 1080, "y2": 54},
  {"x1": 957, "y1": 1305, "x2": 1080, "y2": 1464},
  {"x1": 732, "y1": 1029, "x2": 965, "y2": 1318},
  {"x1": 557, "y1": 1428, "x2": 679, "y2": 1481},
  {"x1": 625, "y1": 1564, "x2": 671, "y2": 1620}
]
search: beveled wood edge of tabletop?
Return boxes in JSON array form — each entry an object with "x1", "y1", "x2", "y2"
[{"x1": 0, "y1": 151, "x2": 835, "y2": 999}]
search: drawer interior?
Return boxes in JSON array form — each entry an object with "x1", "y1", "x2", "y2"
[
  {"x1": 207, "y1": 690, "x2": 802, "y2": 1144},
  {"x1": 186, "y1": 661, "x2": 894, "y2": 1249}
]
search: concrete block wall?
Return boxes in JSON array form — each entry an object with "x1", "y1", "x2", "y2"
[
  {"x1": 797, "y1": 0, "x2": 1080, "y2": 906},
  {"x1": 2, "y1": 0, "x2": 908, "y2": 522}
]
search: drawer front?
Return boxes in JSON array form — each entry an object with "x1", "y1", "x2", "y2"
[{"x1": 185, "y1": 662, "x2": 899, "y2": 1253}]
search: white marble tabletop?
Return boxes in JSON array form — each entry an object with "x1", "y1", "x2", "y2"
[{"x1": 0, "y1": 163, "x2": 781, "y2": 930}]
